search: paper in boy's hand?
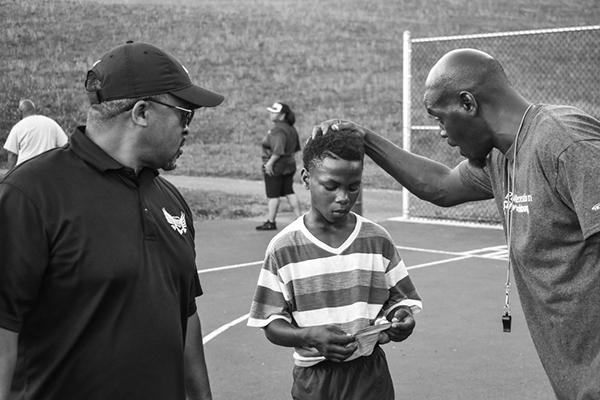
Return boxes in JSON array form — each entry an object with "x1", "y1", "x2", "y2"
[
  {"x1": 346, "y1": 322, "x2": 392, "y2": 361},
  {"x1": 355, "y1": 322, "x2": 392, "y2": 338}
]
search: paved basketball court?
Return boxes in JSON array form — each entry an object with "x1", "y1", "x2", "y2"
[{"x1": 193, "y1": 216, "x2": 555, "y2": 399}]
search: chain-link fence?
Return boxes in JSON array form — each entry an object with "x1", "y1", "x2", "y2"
[{"x1": 402, "y1": 25, "x2": 600, "y2": 224}]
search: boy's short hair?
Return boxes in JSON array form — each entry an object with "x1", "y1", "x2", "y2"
[{"x1": 303, "y1": 129, "x2": 365, "y2": 171}]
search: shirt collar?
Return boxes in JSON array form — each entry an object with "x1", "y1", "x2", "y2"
[
  {"x1": 69, "y1": 126, "x2": 158, "y2": 178},
  {"x1": 503, "y1": 104, "x2": 541, "y2": 163}
]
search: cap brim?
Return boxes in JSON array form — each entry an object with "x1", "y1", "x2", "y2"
[
  {"x1": 267, "y1": 106, "x2": 282, "y2": 113},
  {"x1": 171, "y1": 84, "x2": 224, "y2": 108}
]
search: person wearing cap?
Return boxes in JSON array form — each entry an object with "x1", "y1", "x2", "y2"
[
  {"x1": 313, "y1": 49, "x2": 600, "y2": 400},
  {"x1": 256, "y1": 102, "x2": 302, "y2": 231},
  {"x1": 3, "y1": 99, "x2": 68, "y2": 170},
  {"x1": 0, "y1": 41, "x2": 223, "y2": 400}
]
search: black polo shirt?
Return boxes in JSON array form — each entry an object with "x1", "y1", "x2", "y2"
[{"x1": 0, "y1": 127, "x2": 202, "y2": 400}]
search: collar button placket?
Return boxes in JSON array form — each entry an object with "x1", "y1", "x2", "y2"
[{"x1": 139, "y1": 184, "x2": 157, "y2": 241}]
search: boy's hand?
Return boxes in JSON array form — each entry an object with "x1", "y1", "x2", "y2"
[
  {"x1": 307, "y1": 325, "x2": 357, "y2": 362},
  {"x1": 377, "y1": 331, "x2": 391, "y2": 345},
  {"x1": 386, "y1": 306, "x2": 415, "y2": 342}
]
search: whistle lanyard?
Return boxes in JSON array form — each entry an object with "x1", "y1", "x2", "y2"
[{"x1": 502, "y1": 104, "x2": 533, "y2": 333}]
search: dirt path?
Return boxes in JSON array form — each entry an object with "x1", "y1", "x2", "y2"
[
  {"x1": 1, "y1": 168, "x2": 404, "y2": 222},
  {"x1": 164, "y1": 174, "x2": 404, "y2": 222}
]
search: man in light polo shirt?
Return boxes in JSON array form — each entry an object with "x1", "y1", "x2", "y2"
[
  {"x1": 0, "y1": 41, "x2": 223, "y2": 400},
  {"x1": 314, "y1": 49, "x2": 600, "y2": 400},
  {"x1": 3, "y1": 99, "x2": 68, "y2": 169}
]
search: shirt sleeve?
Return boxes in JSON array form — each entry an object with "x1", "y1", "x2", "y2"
[
  {"x1": 268, "y1": 128, "x2": 287, "y2": 156},
  {"x1": 187, "y1": 273, "x2": 202, "y2": 317},
  {"x1": 3, "y1": 127, "x2": 19, "y2": 154},
  {"x1": 54, "y1": 123, "x2": 68, "y2": 147},
  {"x1": 179, "y1": 194, "x2": 202, "y2": 316},
  {"x1": 0, "y1": 183, "x2": 49, "y2": 332},
  {"x1": 380, "y1": 231, "x2": 423, "y2": 316},
  {"x1": 247, "y1": 251, "x2": 292, "y2": 328},
  {"x1": 556, "y1": 140, "x2": 600, "y2": 239},
  {"x1": 458, "y1": 158, "x2": 494, "y2": 197}
]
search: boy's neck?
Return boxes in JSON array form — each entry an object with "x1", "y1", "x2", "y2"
[{"x1": 303, "y1": 211, "x2": 357, "y2": 248}]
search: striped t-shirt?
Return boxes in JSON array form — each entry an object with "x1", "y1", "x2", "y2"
[{"x1": 247, "y1": 213, "x2": 422, "y2": 366}]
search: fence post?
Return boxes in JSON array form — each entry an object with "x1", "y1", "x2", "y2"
[
  {"x1": 351, "y1": 188, "x2": 363, "y2": 215},
  {"x1": 402, "y1": 30, "x2": 412, "y2": 219}
]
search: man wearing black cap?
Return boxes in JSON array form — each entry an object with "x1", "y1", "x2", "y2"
[{"x1": 0, "y1": 42, "x2": 223, "y2": 400}]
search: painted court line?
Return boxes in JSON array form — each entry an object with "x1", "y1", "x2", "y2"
[
  {"x1": 198, "y1": 261, "x2": 262, "y2": 274},
  {"x1": 200, "y1": 244, "x2": 507, "y2": 343},
  {"x1": 404, "y1": 255, "x2": 474, "y2": 270},
  {"x1": 396, "y1": 245, "x2": 508, "y2": 259},
  {"x1": 387, "y1": 216, "x2": 503, "y2": 230},
  {"x1": 203, "y1": 313, "x2": 250, "y2": 344},
  {"x1": 196, "y1": 244, "x2": 509, "y2": 276}
]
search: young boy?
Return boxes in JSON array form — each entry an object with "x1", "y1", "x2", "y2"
[{"x1": 247, "y1": 129, "x2": 422, "y2": 400}]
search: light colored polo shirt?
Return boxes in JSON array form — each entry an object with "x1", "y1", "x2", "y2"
[{"x1": 3, "y1": 115, "x2": 68, "y2": 165}]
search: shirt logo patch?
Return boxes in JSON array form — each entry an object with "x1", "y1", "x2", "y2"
[
  {"x1": 592, "y1": 203, "x2": 600, "y2": 211},
  {"x1": 503, "y1": 192, "x2": 533, "y2": 214},
  {"x1": 162, "y1": 208, "x2": 187, "y2": 235}
]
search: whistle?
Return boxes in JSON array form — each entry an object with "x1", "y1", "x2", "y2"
[{"x1": 502, "y1": 313, "x2": 512, "y2": 333}]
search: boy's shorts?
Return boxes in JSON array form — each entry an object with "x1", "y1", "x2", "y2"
[
  {"x1": 291, "y1": 346, "x2": 394, "y2": 400},
  {"x1": 263, "y1": 172, "x2": 295, "y2": 199}
]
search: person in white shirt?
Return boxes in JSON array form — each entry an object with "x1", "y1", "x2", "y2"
[{"x1": 3, "y1": 99, "x2": 68, "y2": 169}]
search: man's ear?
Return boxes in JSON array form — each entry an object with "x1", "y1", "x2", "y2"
[
  {"x1": 301, "y1": 168, "x2": 310, "y2": 189},
  {"x1": 459, "y1": 91, "x2": 478, "y2": 115},
  {"x1": 131, "y1": 100, "x2": 149, "y2": 127}
]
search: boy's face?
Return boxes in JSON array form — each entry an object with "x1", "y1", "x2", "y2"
[{"x1": 302, "y1": 156, "x2": 363, "y2": 225}]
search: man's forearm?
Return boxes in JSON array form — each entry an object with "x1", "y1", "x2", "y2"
[
  {"x1": 0, "y1": 329, "x2": 18, "y2": 400},
  {"x1": 184, "y1": 315, "x2": 212, "y2": 400},
  {"x1": 364, "y1": 131, "x2": 456, "y2": 205}
]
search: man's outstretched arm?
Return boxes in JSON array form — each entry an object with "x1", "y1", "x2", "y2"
[
  {"x1": 0, "y1": 327, "x2": 17, "y2": 400},
  {"x1": 313, "y1": 120, "x2": 492, "y2": 207}
]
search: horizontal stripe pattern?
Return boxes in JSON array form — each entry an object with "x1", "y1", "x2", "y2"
[
  {"x1": 248, "y1": 214, "x2": 422, "y2": 365},
  {"x1": 287, "y1": 268, "x2": 388, "y2": 297},
  {"x1": 291, "y1": 282, "x2": 390, "y2": 312},
  {"x1": 278, "y1": 252, "x2": 391, "y2": 283},
  {"x1": 293, "y1": 302, "x2": 384, "y2": 326}
]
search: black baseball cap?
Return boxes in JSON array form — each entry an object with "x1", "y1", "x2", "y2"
[{"x1": 85, "y1": 41, "x2": 224, "y2": 109}]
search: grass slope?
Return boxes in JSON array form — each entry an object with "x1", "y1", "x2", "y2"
[{"x1": 2, "y1": 0, "x2": 599, "y2": 190}]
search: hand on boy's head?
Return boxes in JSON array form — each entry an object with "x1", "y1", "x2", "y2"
[
  {"x1": 307, "y1": 325, "x2": 357, "y2": 362},
  {"x1": 386, "y1": 306, "x2": 416, "y2": 342},
  {"x1": 310, "y1": 119, "x2": 367, "y2": 140}
]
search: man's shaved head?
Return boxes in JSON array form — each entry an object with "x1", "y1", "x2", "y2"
[
  {"x1": 424, "y1": 48, "x2": 510, "y2": 107},
  {"x1": 18, "y1": 99, "x2": 36, "y2": 116}
]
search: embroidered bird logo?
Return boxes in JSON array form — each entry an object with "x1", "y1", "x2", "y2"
[{"x1": 162, "y1": 208, "x2": 187, "y2": 235}]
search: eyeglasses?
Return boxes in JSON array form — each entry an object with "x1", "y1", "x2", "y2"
[{"x1": 145, "y1": 98, "x2": 195, "y2": 126}]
